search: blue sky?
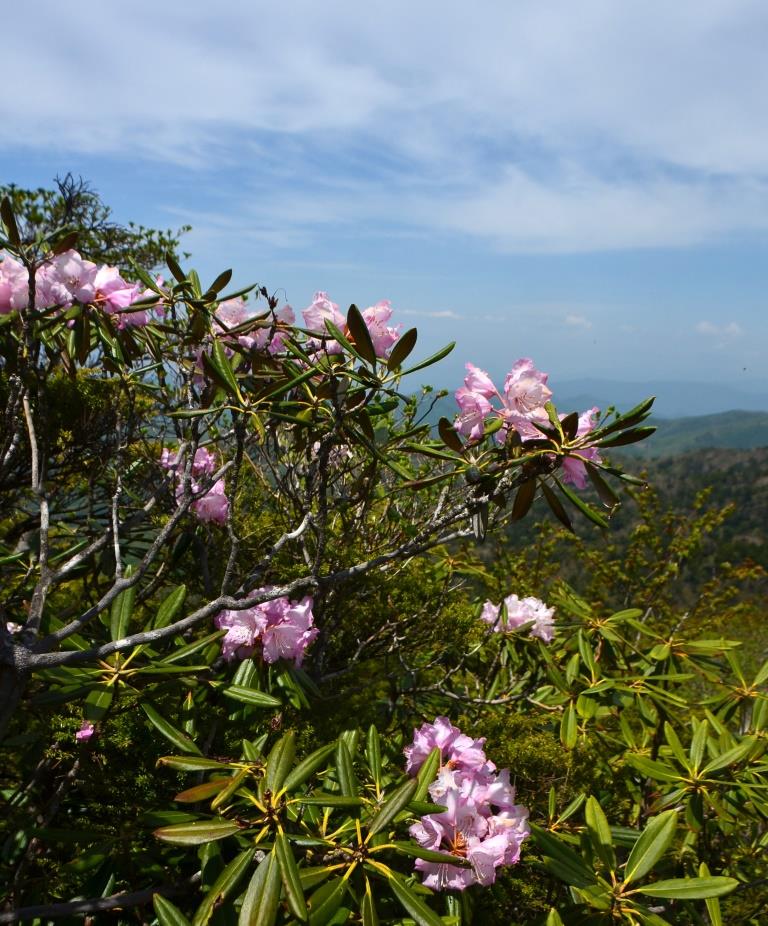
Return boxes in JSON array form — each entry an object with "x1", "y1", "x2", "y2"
[{"x1": 2, "y1": 0, "x2": 767, "y2": 404}]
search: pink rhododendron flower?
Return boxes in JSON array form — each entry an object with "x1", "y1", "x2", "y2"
[
  {"x1": 481, "y1": 594, "x2": 555, "y2": 643},
  {"x1": 45, "y1": 250, "x2": 98, "y2": 305},
  {"x1": 160, "y1": 446, "x2": 228, "y2": 526},
  {"x1": 406, "y1": 719, "x2": 529, "y2": 890},
  {"x1": 360, "y1": 300, "x2": 401, "y2": 357},
  {"x1": 0, "y1": 253, "x2": 27, "y2": 313},
  {"x1": 454, "y1": 387, "x2": 492, "y2": 440},
  {"x1": 302, "y1": 291, "x2": 346, "y2": 335},
  {"x1": 213, "y1": 298, "x2": 294, "y2": 355},
  {"x1": 5, "y1": 621, "x2": 22, "y2": 634},
  {"x1": 561, "y1": 406, "x2": 602, "y2": 489},
  {"x1": 215, "y1": 592, "x2": 317, "y2": 665},
  {"x1": 503, "y1": 358, "x2": 552, "y2": 417},
  {"x1": 76, "y1": 721, "x2": 95, "y2": 742},
  {"x1": 463, "y1": 363, "x2": 496, "y2": 398}
]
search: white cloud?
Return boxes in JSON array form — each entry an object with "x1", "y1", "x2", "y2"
[
  {"x1": 565, "y1": 314, "x2": 593, "y2": 329},
  {"x1": 695, "y1": 321, "x2": 744, "y2": 337},
  {"x1": 4, "y1": 1, "x2": 768, "y2": 252}
]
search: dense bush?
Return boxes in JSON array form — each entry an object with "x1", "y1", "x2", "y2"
[{"x1": 0, "y1": 184, "x2": 765, "y2": 925}]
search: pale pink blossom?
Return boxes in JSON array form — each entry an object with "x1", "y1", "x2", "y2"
[
  {"x1": 191, "y1": 478, "x2": 229, "y2": 525},
  {"x1": 160, "y1": 447, "x2": 228, "y2": 526},
  {"x1": 302, "y1": 291, "x2": 345, "y2": 334},
  {"x1": 481, "y1": 594, "x2": 555, "y2": 643},
  {"x1": 503, "y1": 358, "x2": 552, "y2": 417},
  {"x1": 361, "y1": 300, "x2": 401, "y2": 357},
  {"x1": 45, "y1": 250, "x2": 98, "y2": 305},
  {"x1": 463, "y1": 363, "x2": 496, "y2": 398},
  {"x1": 0, "y1": 254, "x2": 27, "y2": 313},
  {"x1": 76, "y1": 721, "x2": 95, "y2": 742},
  {"x1": 215, "y1": 592, "x2": 317, "y2": 665},
  {"x1": 561, "y1": 406, "x2": 602, "y2": 489},
  {"x1": 454, "y1": 387, "x2": 492, "y2": 440},
  {"x1": 406, "y1": 724, "x2": 530, "y2": 891}
]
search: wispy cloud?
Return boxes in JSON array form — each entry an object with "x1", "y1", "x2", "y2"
[
  {"x1": 565, "y1": 313, "x2": 593, "y2": 329},
  {"x1": 4, "y1": 1, "x2": 768, "y2": 253},
  {"x1": 695, "y1": 321, "x2": 744, "y2": 337}
]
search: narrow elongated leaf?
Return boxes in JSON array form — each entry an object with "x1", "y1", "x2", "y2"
[
  {"x1": 0, "y1": 197, "x2": 20, "y2": 247},
  {"x1": 366, "y1": 726, "x2": 382, "y2": 791},
  {"x1": 158, "y1": 755, "x2": 231, "y2": 772},
  {"x1": 387, "y1": 327, "x2": 418, "y2": 371},
  {"x1": 438, "y1": 417, "x2": 463, "y2": 453},
  {"x1": 625, "y1": 755, "x2": 681, "y2": 783},
  {"x1": 586, "y1": 465, "x2": 621, "y2": 510},
  {"x1": 192, "y1": 848, "x2": 255, "y2": 926},
  {"x1": 540, "y1": 481, "x2": 573, "y2": 532},
  {"x1": 346, "y1": 304, "x2": 377, "y2": 365},
  {"x1": 282, "y1": 743, "x2": 337, "y2": 793},
  {"x1": 335, "y1": 739, "x2": 359, "y2": 798},
  {"x1": 174, "y1": 779, "x2": 229, "y2": 803},
  {"x1": 208, "y1": 268, "x2": 233, "y2": 295},
  {"x1": 154, "y1": 895, "x2": 192, "y2": 926},
  {"x1": 384, "y1": 871, "x2": 445, "y2": 926},
  {"x1": 166, "y1": 251, "x2": 187, "y2": 284},
  {"x1": 265, "y1": 731, "x2": 296, "y2": 794},
  {"x1": 275, "y1": 832, "x2": 308, "y2": 921},
  {"x1": 510, "y1": 478, "x2": 536, "y2": 522},
  {"x1": 84, "y1": 684, "x2": 114, "y2": 722},
  {"x1": 308, "y1": 877, "x2": 347, "y2": 926},
  {"x1": 154, "y1": 820, "x2": 242, "y2": 845},
  {"x1": 636, "y1": 877, "x2": 739, "y2": 900},
  {"x1": 209, "y1": 338, "x2": 243, "y2": 400},
  {"x1": 390, "y1": 841, "x2": 470, "y2": 866},
  {"x1": 414, "y1": 747, "x2": 441, "y2": 802},
  {"x1": 239, "y1": 852, "x2": 281, "y2": 926},
  {"x1": 361, "y1": 880, "x2": 379, "y2": 926},
  {"x1": 294, "y1": 795, "x2": 366, "y2": 807},
  {"x1": 554, "y1": 476, "x2": 609, "y2": 528},
  {"x1": 211, "y1": 767, "x2": 251, "y2": 810},
  {"x1": 530, "y1": 824, "x2": 597, "y2": 888},
  {"x1": 155, "y1": 585, "x2": 187, "y2": 629},
  {"x1": 597, "y1": 426, "x2": 656, "y2": 448},
  {"x1": 142, "y1": 703, "x2": 202, "y2": 755},
  {"x1": 222, "y1": 686, "x2": 282, "y2": 708},
  {"x1": 110, "y1": 577, "x2": 136, "y2": 642},
  {"x1": 367, "y1": 778, "x2": 419, "y2": 837},
  {"x1": 623, "y1": 810, "x2": 678, "y2": 886},
  {"x1": 701, "y1": 737, "x2": 755, "y2": 775},
  {"x1": 585, "y1": 796, "x2": 616, "y2": 871},
  {"x1": 399, "y1": 341, "x2": 455, "y2": 377}
]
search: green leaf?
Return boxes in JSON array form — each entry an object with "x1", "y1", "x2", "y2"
[
  {"x1": 346, "y1": 304, "x2": 377, "y2": 366},
  {"x1": 293, "y1": 795, "x2": 366, "y2": 808},
  {"x1": 166, "y1": 251, "x2": 187, "y2": 284},
  {"x1": 623, "y1": 810, "x2": 678, "y2": 886},
  {"x1": 541, "y1": 480, "x2": 573, "y2": 532},
  {"x1": 701, "y1": 737, "x2": 756, "y2": 775},
  {"x1": 390, "y1": 841, "x2": 470, "y2": 867},
  {"x1": 275, "y1": 832, "x2": 309, "y2": 922},
  {"x1": 209, "y1": 338, "x2": 243, "y2": 401},
  {"x1": 699, "y1": 862, "x2": 723, "y2": 926},
  {"x1": 222, "y1": 686, "x2": 282, "y2": 708},
  {"x1": 585, "y1": 796, "x2": 616, "y2": 871},
  {"x1": 362, "y1": 880, "x2": 379, "y2": 926},
  {"x1": 625, "y1": 755, "x2": 681, "y2": 784},
  {"x1": 265, "y1": 731, "x2": 296, "y2": 794},
  {"x1": 510, "y1": 479, "x2": 536, "y2": 522},
  {"x1": 211, "y1": 767, "x2": 251, "y2": 810},
  {"x1": 282, "y1": 743, "x2": 337, "y2": 793},
  {"x1": 554, "y1": 476, "x2": 609, "y2": 528},
  {"x1": 367, "y1": 777, "x2": 419, "y2": 837},
  {"x1": 586, "y1": 465, "x2": 621, "y2": 510},
  {"x1": 154, "y1": 895, "x2": 192, "y2": 926},
  {"x1": 158, "y1": 755, "x2": 232, "y2": 772},
  {"x1": 1, "y1": 197, "x2": 21, "y2": 247},
  {"x1": 530, "y1": 824, "x2": 597, "y2": 888},
  {"x1": 387, "y1": 327, "x2": 418, "y2": 371},
  {"x1": 636, "y1": 877, "x2": 739, "y2": 900},
  {"x1": 414, "y1": 747, "x2": 441, "y2": 802},
  {"x1": 141, "y1": 703, "x2": 202, "y2": 755},
  {"x1": 154, "y1": 585, "x2": 187, "y2": 629},
  {"x1": 597, "y1": 426, "x2": 656, "y2": 448},
  {"x1": 208, "y1": 268, "x2": 233, "y2": 296},
  {"x1": 154, "y1": 820, "x2": 242, "y2": 845},
  {"x1": 335, "y1": 739, "x2": 359, "y2": 798},
  {"x1": 384, "y1": 870, "x2": 446, "y2": 926},
  {"x1": 546, "y1": 909, "x2": 565, "y2": 926},
  {"x1": 239, "y1": 852, "x2": 281, "y2": 926},
  {"x1": 174, "y1": 779, "x2": 230, "y2": 804},
  {"x1": 560, "y1": 703, "x2": 578, "y2": 749},
  {"x1": 399, "y1": 341, "x2": 455, "y2": 377},
  {"x1": 366, "y1": 726, "x2": 382, "y2": 791},
  {"x1": 84, "y1": 684, "x2": 114, "y2": 722},
  {"x1": 110, "y1": 575, "x2": 136, "y2": 642},
  {"x1": 308, "y1": 877, "x2": 347, "y2": 926},
  {"x1": 192, "y1": 848, "x2": 255, "y2": 926},
  {"x1": 437, "y1": 416, "x2": 463, "y2": 453}
]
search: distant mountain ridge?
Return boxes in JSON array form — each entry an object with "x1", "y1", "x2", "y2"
[{"x1": 422, "y1": 395, "x2": 768, "y2": 458}]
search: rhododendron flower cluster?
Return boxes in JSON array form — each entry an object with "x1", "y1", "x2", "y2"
[
  {"x1": 480, "y1": 594, "x2": 555, "y2": 643},
  {"x1": 160, "y1": 446, "x2": 229, "y2": 526},
  {"x1": 214, "y1": 297, "x2": 295, "y2": 355},
  {"x1": 301, "y1": 292, "x2": 401, "y2": 358},
  {"x1": 405, "y1": 717, "x2": 529, "y2": 890},
  {"x1": 215, "y1": 591, "x2": 317, "y2": 665},
  {"x1": 0, "y1": 249, "x2": 156, "y2": 326},
  {"x1": 455, "y1": 359, "x2": 552, "y2": 443}
]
